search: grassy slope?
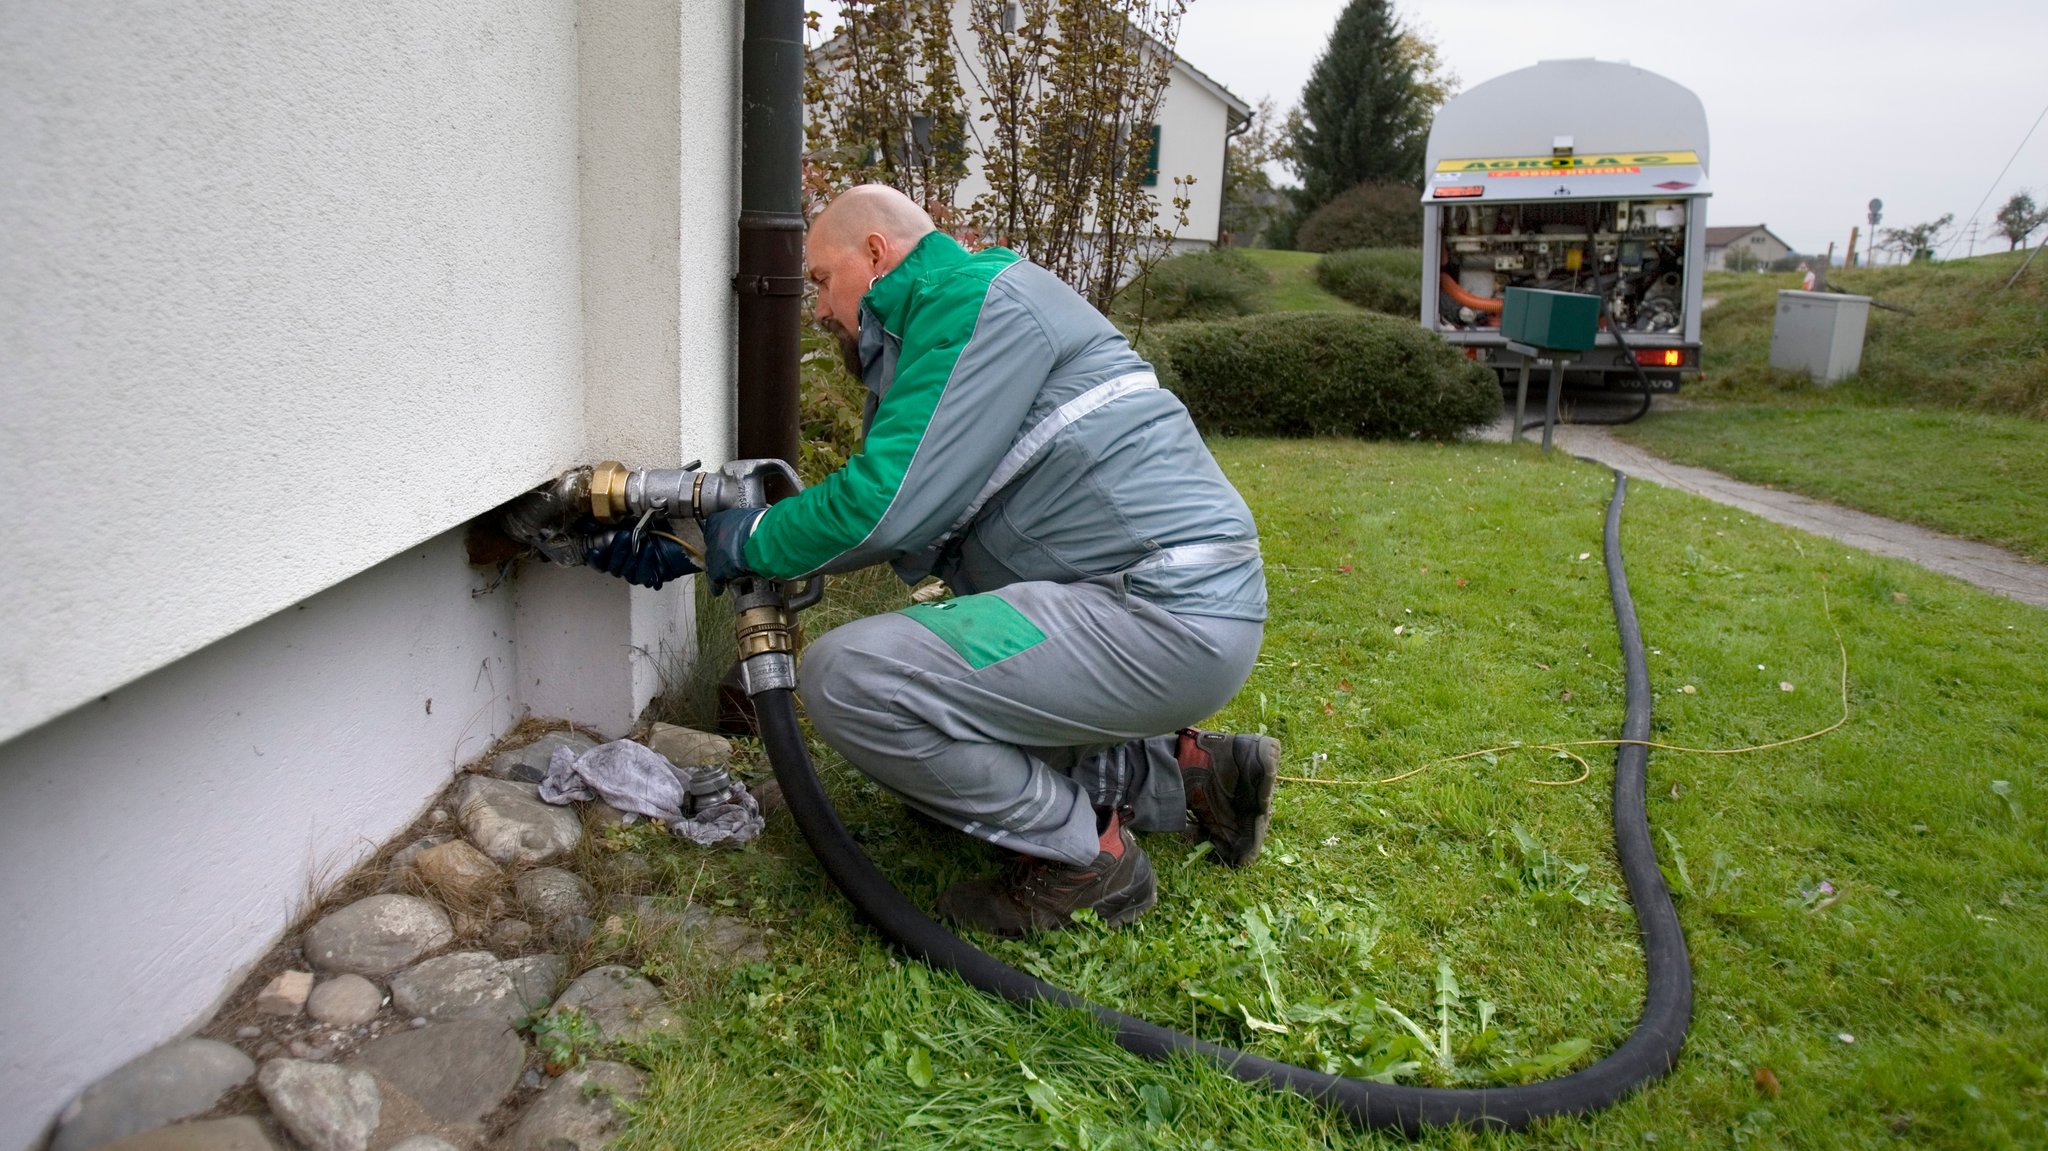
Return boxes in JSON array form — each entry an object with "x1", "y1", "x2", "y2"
[
  {"x1": 1610, "y1": 253, "x2": 2048, "y2": 558},
  {"x1": 1685, "y1": 253, "x2": 2047, "y2": 414},
  {"x1": 613, "y1": 440, "x2": 2048, "y2": 1151},
  {"x1": 1239, "y1": 249, "x2": 1363, "y2": 314}
]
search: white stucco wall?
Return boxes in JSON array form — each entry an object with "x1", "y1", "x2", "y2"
[
  {"x1": 1, "y1": 0, "x2": 741, "y2": 1142},
  {"x1": 515, "y1": 0, "x2": 740, "y2": 735},
  {"x1": 0, "y1": 1, "x2": 590, "y2": 744},
  {"x1": 0, "y1": 532, "x2": 521, "y2": 1148}
]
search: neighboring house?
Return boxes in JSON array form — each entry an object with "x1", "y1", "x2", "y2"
[
  {"x1": 1, "y1": 4, "x2": 742, "y2": 1142},
  {"x1": 1158, "y1": 55, "x2": 1256, "y2": 248},
  {"x1": 821, "y1": 1, "x2": 1252, "y2": 250},
  {"x1": 1705, "y1": 224, "x2": 1794, "y2": 270}
]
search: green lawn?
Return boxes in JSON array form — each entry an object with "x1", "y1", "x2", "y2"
[
  {"x1": 602, "y1": 438, "x2": 2047, "y2": 1150},
  {"x1": 1613, "y1": 404, "x2": 2048, "y2": 563},
  {"x1": 1239, "y1": 249, "x2": 1362, "y2": 314}
]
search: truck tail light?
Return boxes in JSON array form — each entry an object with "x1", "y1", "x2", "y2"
[{"x1": 1634, "y1": 348, "x2": 1685, "y2": 368}]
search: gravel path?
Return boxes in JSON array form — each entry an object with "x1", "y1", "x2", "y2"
[{"x1": 1477, "y1": 400, "x2": 2048, "y2": 610}]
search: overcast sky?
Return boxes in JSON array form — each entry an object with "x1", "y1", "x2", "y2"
[{"x1": 1174, "y1": 0, "x2": 2048, "y2": 258}]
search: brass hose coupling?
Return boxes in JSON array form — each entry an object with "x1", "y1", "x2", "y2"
[
  {"x1": 588, "y1": 460, "x2": 632, "y2": 523},
  {"x1": 733, "y1": 595, "x2": 797, "y2": 660}
]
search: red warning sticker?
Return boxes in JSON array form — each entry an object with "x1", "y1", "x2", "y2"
[{"x1": 1432, "y1": 185, "x2": 1485, "y2": 198}]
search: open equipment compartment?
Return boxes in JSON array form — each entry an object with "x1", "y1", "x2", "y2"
[{"x1": 1420, "y1": 59, "x2": 1712, "y2": 391}]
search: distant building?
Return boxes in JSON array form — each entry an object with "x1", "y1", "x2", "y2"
[
  {"x1": 816, "y1": 0, "x2": 1252, "y2": 250},
  {"x1": 1705, "y1": 224, "x2": 1794, "y2": 270}
]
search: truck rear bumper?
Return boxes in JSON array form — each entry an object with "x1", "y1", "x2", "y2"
[{"x1": 1441, "y1": 335, "x2": 1695, "y2": 392}]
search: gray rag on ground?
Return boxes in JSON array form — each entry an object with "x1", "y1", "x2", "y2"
[{"x1": 537, "y1": 739, "x2": 764, "y2": 846}]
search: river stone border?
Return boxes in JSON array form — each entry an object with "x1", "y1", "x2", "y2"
[{"x1": 51, "y1": 723, "x2": 773, "y2": 1149}]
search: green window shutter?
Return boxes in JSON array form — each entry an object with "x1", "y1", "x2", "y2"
[{"x1": 1143, "y1": 123, "x2": 1161, "y2": 187}]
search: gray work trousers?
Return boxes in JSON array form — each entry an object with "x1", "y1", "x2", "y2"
[{"x1": 797, "y1": 577, "x2": 1264, "y2": 866}]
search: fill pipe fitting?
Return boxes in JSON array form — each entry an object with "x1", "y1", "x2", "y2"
[{"x1": 583, "y1": 458, "x2": 805, "y2": 526}]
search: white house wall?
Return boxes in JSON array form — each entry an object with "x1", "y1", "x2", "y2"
[
  {"x1": 1151, "y1": 73, "x2": 1231, "y2": 245},
  {"x1": 0, "y1": 532, "x2": 522, "y2": 1149},
  {"x1": 1, "y1": 1, "x2": 589, "y2": 744},
  {"x1": 0, "y1": 0, "x2": 740, "y2": 1142}
]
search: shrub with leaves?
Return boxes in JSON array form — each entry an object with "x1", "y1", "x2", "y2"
[
  {"x1": 1149, "y1": 311, "x2": 1498, "y2": 439},
  {"x1": 1296, "y1": 181, "x2": 1424, "y2": 253},
  {"x1": 1294, "y1": 180, "x2": 1425, "y2": 251},
  {"x1": 1314, "y1": 247, "x2": 1422, "y2": 317},
  {"x1": 797, "y1": 323, "x2": 869, "y2": 484},
  {"x1": 1116, "y1": 248, "x2": 1268, "y2": 323}
]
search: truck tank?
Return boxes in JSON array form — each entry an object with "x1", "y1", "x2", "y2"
[{"x1": 1420, "y1": 59, "x2": 1711, "y2": 391}]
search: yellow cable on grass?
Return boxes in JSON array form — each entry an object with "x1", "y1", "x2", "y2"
[{"x1": 1280, "y1": 578, "x2": 1851, "y2": 789}]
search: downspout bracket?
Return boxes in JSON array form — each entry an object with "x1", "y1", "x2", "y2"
[{"x1": 733, "y1": 274, "x2": 807, "y2": 297}]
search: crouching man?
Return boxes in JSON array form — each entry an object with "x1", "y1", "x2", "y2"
[{"x1": 596, "y1": 184, "x2": 1277, "y2": 936}]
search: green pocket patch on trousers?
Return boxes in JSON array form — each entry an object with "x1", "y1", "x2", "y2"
[{"x1": 898, "y1": 594, "x2": 1047, "y2": 670}]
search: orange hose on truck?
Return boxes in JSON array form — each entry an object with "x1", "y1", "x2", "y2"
[{"x1": 1440, "y1": 271, "x2": 1504, "y2": 314}]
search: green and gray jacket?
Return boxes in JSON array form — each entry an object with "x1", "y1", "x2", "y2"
[{"x1": 746, "y1": 233, "x2": 1264, "y2": 622}]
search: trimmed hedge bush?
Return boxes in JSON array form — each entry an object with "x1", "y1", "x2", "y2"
[
  {"x1": 1149, "y1": 312, "x2": 1499, "y2": 440},
  {"x1": 1315, "y1": 248, "x2": 1424, "y2": 317},
  {"x1": 1115, "y1": 248, "x2": 1267, "y2": 323},
  {"x1": 1295, "y1": 181, "x2": 1424, "y2": 253}
]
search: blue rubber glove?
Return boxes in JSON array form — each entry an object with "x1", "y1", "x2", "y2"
[
  {"x1": 703, "y1": 507, "x2": 765, "y2": 593},
  {"x1": 584, "y1": 523, "x2": 699, "y2": 590}
]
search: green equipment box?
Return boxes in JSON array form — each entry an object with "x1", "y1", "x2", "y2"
[{"x1": 1501, "y1": 288, "x2": 1599, "y2": 353}]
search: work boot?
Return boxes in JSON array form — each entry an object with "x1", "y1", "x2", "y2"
[
  {"x1": 935, "y1": 811, "x2": 1157, "y2": 938},
  {"x1": 1177, "y1": 729, "x2": 1279, "y2": 867}
]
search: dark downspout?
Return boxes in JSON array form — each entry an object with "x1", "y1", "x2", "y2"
[
  {"x1": 735, "y1": 0, "x2": 805, "y2": 475},
  {"x1": 722, "y1": 0, "x2": 806, "y2": 734}
]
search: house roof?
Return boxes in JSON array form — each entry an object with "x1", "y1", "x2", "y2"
[
  {"x1": 1705, "y1": 225, "x2": 1791, "y2": 249},
  {"x1": 1170, "y1": 55, "x2": 1252, "y2": 125}
]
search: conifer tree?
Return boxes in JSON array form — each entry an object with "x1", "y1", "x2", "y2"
[{"x1": 1291, "y1": 0, "x2": 1432, "y2": 213}]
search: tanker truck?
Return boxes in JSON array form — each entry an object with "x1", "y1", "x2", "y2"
[{"x1": 1420, "y1": 58, "x2": 1710, "y2": 391}]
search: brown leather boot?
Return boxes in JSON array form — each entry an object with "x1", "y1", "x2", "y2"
[
  {"x1": 1177, "y1": 729, "x2": 1279, "y2": 867},
  {"x1": 935, "y1": 811, "x2": 1157, "y2": 937}
]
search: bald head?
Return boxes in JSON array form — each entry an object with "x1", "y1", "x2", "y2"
[
  {"x1": 809, "y1": 184, "x2": 936, "y2": 258},
  {"x1": 805, "y1": 185, "x2": 938, "y2": 351}
]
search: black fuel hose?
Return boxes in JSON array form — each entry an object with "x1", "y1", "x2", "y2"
[{"x1": 753, "y1": 470, "x2": 1689, "y2": 1130}]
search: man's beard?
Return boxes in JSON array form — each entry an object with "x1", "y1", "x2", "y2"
[{"x1": 829, "y1": 320, "x2": 862, "y2": 381}]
